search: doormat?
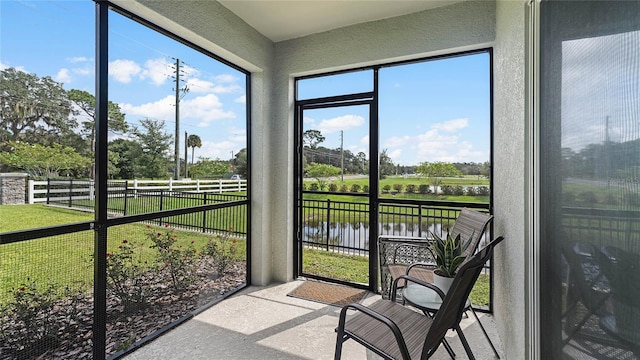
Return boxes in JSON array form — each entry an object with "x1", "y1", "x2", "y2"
[{"x1": 287, "y1": 281, "x2": 368, "y2": 307}]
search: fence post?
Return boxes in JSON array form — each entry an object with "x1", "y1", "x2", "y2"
[
  {"x1": 28, "y1": 180, "x2": 35, "y2": 204},
  {"x1": 68, "y1": 179, "x2": 73, "y2": 207},
  {"x1": 202, "y1": 192, "x2": 208, "y2": 232},
  {"x1": 133, "y1": 179, "x2": 138, "y2": 199},
  {"x1": 326, "y1": 199, "x2": 331, "y2": 251},
  {"x1": 169, "y1": 178, "x2": 173, "y2": 191},
  {"x1": 196, "y1": 179, "x2": 200, "y2": 192},
  {"x1": 418, "y1": 204, "x2": 423, "y2": 237},
  {"x1": 123, "y1": 181, "x2": 128, "y2": 216},
  {"x1": 46, "y1": 178, "x2": 51, "y2": 204}
]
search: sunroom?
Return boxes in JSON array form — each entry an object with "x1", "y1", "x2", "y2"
[{"x1": 0, "y1": 1, "x2": 638, "y2": 359}]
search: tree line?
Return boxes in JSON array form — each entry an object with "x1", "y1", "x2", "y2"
[{"x1": 0, "y1": 67, "x2": 246, "y2": 180}]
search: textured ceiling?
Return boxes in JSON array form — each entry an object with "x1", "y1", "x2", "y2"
[{"x1": 218, "y1": 0, "x2": 463, "y2": 42}]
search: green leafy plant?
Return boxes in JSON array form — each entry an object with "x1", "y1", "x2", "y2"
[
  {"x1": 202, "y1": 226, "x2": 239, "y2": 275},
  {"x1": 0, "y1": 280, "x2": 59, "y2": 354},
  {"x1": 147, "y1": 224, "x2": 197, "y2": 291},
  {"x1": 431, "y1": 231, "x2": 473, "y2": 278},
  {"x1": 106, "y1": 239, "x2": 149, "y2": 310}
]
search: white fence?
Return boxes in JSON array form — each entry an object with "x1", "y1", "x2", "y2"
[{"x1": 28, "y1": 178, "x2": 247, "y2": 204}]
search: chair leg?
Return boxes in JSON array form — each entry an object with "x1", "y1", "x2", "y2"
[
  {"x1": 469, "y1": 307, "x2": 500, "y2": 358},
  {"x1": 441, "y1": 338, "x2": 456, "y2": 359},
  {"x1": 456, "y1": 325, "x2": 476, "y2": 360},
  {"x1": 334, "y1": 331, "x2": 345, "y2": 360}
]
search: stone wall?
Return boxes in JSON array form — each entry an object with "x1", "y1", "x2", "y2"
[{"x1": 0, "y1": 173, "x2": 27, "y2": 205}]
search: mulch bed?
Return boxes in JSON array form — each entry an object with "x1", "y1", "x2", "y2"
[
  {"x1": 0, "y1": 260, "x2": 246, "y2": 360},
  {"x1": 287, "y1": 280, "x2": 368, "y2": 307}
]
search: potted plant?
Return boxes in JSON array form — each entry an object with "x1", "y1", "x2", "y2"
[{"x1": 430, "y1": 230, "x2": 473, "y2": 293}]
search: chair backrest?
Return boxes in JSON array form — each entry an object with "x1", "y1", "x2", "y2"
[
  {"x1": 449, "y1": 208, "x2": 493, "y2": 258},
  {"x1": 421, "y1": 236, "x2": 505, "y2": 359}
]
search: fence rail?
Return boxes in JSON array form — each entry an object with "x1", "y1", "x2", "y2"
[{"x1": 28, "y1": 178, "x2": 247, "y2": 204}]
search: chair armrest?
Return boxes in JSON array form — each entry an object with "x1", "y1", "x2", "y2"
[
  {"x1": 393, "y1": 274, "x2": 446, "y2": 301},
  {"x1": 337, "y1": 302, "x2": 411, "y2": 360},
  {"x1": 406, "y1": 261, "x2": 436, "y2": 275}
]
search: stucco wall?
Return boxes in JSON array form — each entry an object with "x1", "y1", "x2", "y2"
[{"x1": 493, "y1": 1, "x2": 528, "y2": 359}]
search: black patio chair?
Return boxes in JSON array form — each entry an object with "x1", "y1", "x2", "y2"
[
  {"x1": 379, "y1": 208, "x2": 493, "y2": 299},
  {"x1": 335, "y1": 236, "x2": 504, "y2": 360}
]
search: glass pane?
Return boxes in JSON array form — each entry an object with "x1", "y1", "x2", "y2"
[
  {"x1": 378, "y1": 53, "x2": 491, "y2": 201},
  {"x1": 301, "y1": 105, "x2": 370, "y2": 284},
  {"x1": 298, "y1": 70, "x2": 373, "y2": 100},
  {"x1": 0, "y1": 1, "x2": 94, "y2": 230},
  {"x1": 540, "y1": 1, "x2": 640, "y2": 358}
]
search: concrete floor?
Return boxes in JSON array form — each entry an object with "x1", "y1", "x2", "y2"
[{"x1": 123, "y1": 281, "x2": 503, "y2": 360}]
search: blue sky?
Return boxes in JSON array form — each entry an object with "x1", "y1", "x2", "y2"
[{"x1": 1, "y1": 1, "x2": 491, "y2": 166}]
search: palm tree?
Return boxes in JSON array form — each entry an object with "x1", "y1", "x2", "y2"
[{"x1": 187, "y1": 134, "x2": 202, "y2": 165}]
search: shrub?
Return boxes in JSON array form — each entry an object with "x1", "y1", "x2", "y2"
[
  {"x1": 418, "y1": 184, "x2": 431, "y2": 194},
  {"x1": 441, "y1": 185, "x2": 454, "y2": 195},
  {"x1": 202, "y1": 227, "x2": 239, "y2": 275},
  {"x1": 466, "y1": 186, "x2": 477, "y2": 196},
  {"x1": 147, "y1": 225, "x2": 197, "y2": 291},
  {"x1": 392, "y1": 184, "x2": 403, "y2": 193},
  {"x1": 328, "y1": 183, "x2": 338, "y2": 192},
  {"x1": 405, "y1": 184, "x2": 417, "y2": 193},
  {"x1": 363, "y1": 185, "x2": 369, "y2": 193},
  {"x1": 453, "y1": 185, "x2": 465, "y2": 196},
  {"x1": 477, "y1": 186, "x2": 490, "y2": 196},
  {"x1": 339, "y1": 184, "x2": 349, "y2": 193},
  {"x1": 308, "y1": 183, "x2": 319, "y2": 191},
  {"x1": 106, "y1": 239, "x2": 149, "y2": 310},
  {"x1": 350, "y1": 184, "x2": 361, "y2": 193},
  {"x1": 0, "y1": 281, "x2": 58, "y2": 355},
  {"x1": 382, "y1": 184, "x2": 391, "y2": 193}
]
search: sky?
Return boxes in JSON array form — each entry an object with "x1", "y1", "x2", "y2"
[{"x1": 1, "y1": 0, "x2": 491, "y2": 167}]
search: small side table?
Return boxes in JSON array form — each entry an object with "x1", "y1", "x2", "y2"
[{"x1": 403, "y1": 283, "x2": 500, "y2": 359}]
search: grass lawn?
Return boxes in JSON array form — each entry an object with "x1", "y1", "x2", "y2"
[
  {"x1": 302, "y1": 248, "x2": 491, "y2": 306},
  {"x1": 1, "y1": 205, "x2": 490, "y2": 307},
  {"x1": 0, "y1": 205, "x2": 245, "y2": 304}
]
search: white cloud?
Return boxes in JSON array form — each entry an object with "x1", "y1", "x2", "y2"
[
  {"x1": 140, "y1": 58, "x2": 171, "y2": 85},
  {"x1": 215, "y1": 74, "x2": 236, "y2": 83},
  {"x1": 184, "y1": 94, "x2": 235, "y2": 126},
  {"x1": 185, "y1": 77, "x2": 241, "y2": 94},
  {"x1": 119, "y1": 95, "x2": 174, "y2": 120},
  {"x1": 385, "y1": 135, "x2": 411, "y2": 148},
  {"x1": 361, "y1": 135, "x2": 369, "y2": 145},
  {"x1": 234, "y1": 95, "x2": 246, "y2": 104},
  {"x1": 303, "y1": 117, "x2": 315, "y2": 124},
  {"x1": 317, "y1": 114, "x2": 364, "y2": 134},
  {"x1": 54, "y1": 68, "x2": 71, "y2": 83},
  {"x1": 197, "y1": 140, "x2": 238, "y2": 160},
  {"x1": 109, "y1": 59, "x2": 141, "y2": 83},
  {"x1": 432, "y1": 118, "x2": 468, "y2": 132},
  {"x1": 68, "y1": 56, "x2": 91, "y2": 63}
]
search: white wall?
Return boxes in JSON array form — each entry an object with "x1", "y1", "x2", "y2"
[{"x1": 493, "y1": 1, "x2": 529, "y2": 359}]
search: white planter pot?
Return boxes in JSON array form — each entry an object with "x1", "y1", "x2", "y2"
[{"x1": 433, "y1": 272, "x2": 455, "y2": 295}]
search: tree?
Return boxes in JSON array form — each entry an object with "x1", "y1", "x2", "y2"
[
  {"x1": 416, "y1": 161, "x2": 463, "y2": 194},
  {"x1": 305, "y1": 163, "x2": 341, "y2": 191},
  {"x1": 303, "y1": 129, "x2": 325, "y2": 149},
  {"x1": 356, "y1": 152, "x2": 367, "y2": 174},
  {"x1": 187, "y1": 134, "x2": 202, "y2": 165},
  {"x1": 67, "y1": 89, "x2": 128, "y2": 178},
  {"x1": 0, "y1": 68, "x2": 74, "y2": 147},
  {"x1": 132, "y1": 118, "x2": 172, "y2": 179},
  {"x1": 0, "y1": 141, "x2": 90, "y2": 179},
  {"x1": 379, "y1": 149, "x2": 395, "y2": 179},
  {"x1": 233, "y1": 148, "x2": 248, "y2": 178},
  {"x1": 188, "y1": 158, "x2": 230, "y2": 179},
  {"x1": 109, "y1": 139, "x2": 144, "y2": 179}
]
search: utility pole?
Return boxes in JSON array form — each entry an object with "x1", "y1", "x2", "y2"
[
  {"x1": 340, "y1": 130, "x2": 344, "y2": 181},
  {"x1": 171, "y1": 58, "x2": 189, "y2": 179}
]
